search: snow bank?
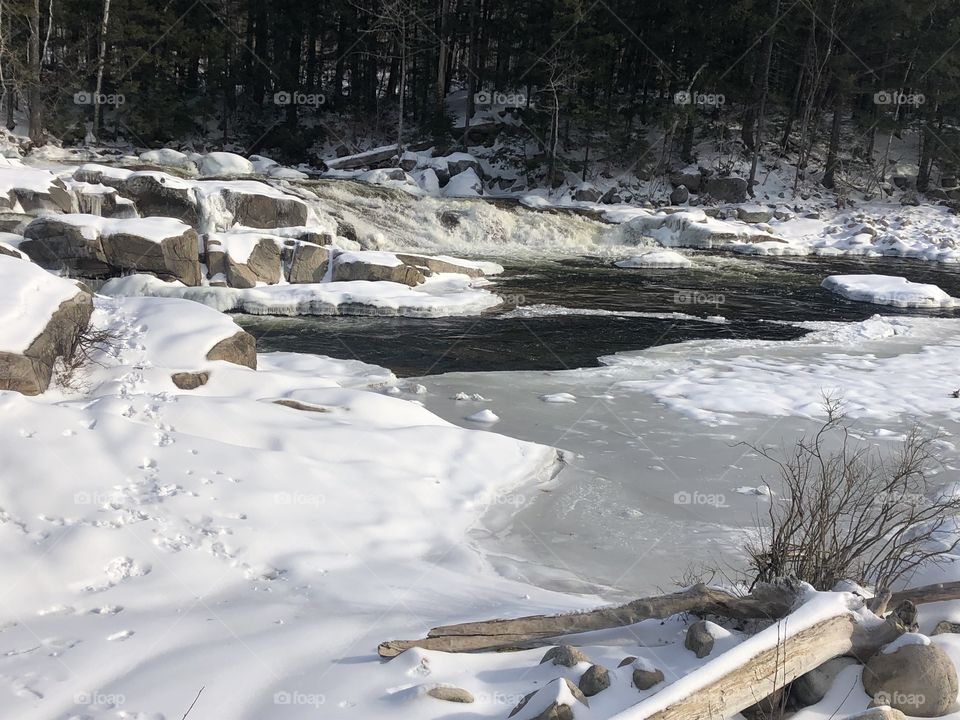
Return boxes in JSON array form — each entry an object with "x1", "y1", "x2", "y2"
[
  {"x1": 615, "y1": 249, "x2": 693, "y2": 268},
  {"x1": 100, "y1": 273, "x2": 502, "y2": 317},
  {"x1": 0, "y1": 255, "x2": 86, "y2": 353},
  {"x1": 822, "y1": 274, "x2": 958, "y2": 308},
  {"x1": 198, "y1": 151, "x2": 255, "y2": 177}
]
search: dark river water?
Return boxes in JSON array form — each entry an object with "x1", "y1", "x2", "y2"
[{"x1": 237, "y1": 253, "x2": 960, "y2": 375}]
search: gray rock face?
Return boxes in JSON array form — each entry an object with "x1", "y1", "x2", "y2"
[
  {"x1": 705, "y1": 176, "x2": 748, "y2": 203},
  {"x1": 601, "y1": 187, "x2": 624, "y2": 204},
  {"x1": 426, "y1": 685, "x2": 474, "y2": 703},
  {"x1": 0, "y1": 242, "x2": 22, "y2": 258},
  {"x1": 171, "y1": 371, "x2": 210, "y2": 390},
  {"x1": 395, "y1": 253, "x2": 484, "y2": 278},
  {"x1": 932, "y1": 621, "x2": 960, "y2": 636},
  {"x1": 0, "y1": 284, "x2": 94, "y2": 395},
  {"x1": 509, "y1": 678, "x2": 589, "y2": 720},
  {"x1": 287, "y1": 243, "x2": 330, "y2": 283},
  {"x1": 21, "y1": 217, "x2": 112, "y2": 276},
  {"x1": 447, "y1": 157, "x2": 483, "y2": 179},
  {"x1": 205, "y1": 331, "x2": 257, "y2": 369},
  {"x1": 862, "y1": 640, "x2": 959, "y2": 717},
  {"x1": 737, "y1": 206, "x2": 774, "y2": 223},
  {"x1": 75, "y1": 186, "x2": 138, "y2": 218},
  {"x1": 0, "y1": 212, "x2": 32, "y2": 233},
  {"x1": 791, "y1": 657, "x2": 858, "y2": 707},
  {"x1": 685, "y1": 620, "x2": 715, "y2": 658},
  {"x1": 102, "y1": 228, "x2": 201, "y2": 286},
  {"x1": 573, "y1": 185, "x2": 602, "y2": 202},
  {"x1": 332, "y1": 256, "x2": 424, "y2": 286},
  {"x1": 670, "y1": 170, "x2": 703, "y2": 192},
  {"x1": 12, "y1": 177, "x2": 75, "y2": 214},
  {"x1": 670, "y1": 186, "x2": 690, "y2": 204},
  {"x1": 540, "y1": 644, "x2": 590, "y2": 667},
  {"x1": 217, "y1": 187, "x2": 310, "y2": 228},
  {"x1": 120, "y1": 174, "x2": 198, "y2": 224},
  {"x1": 577, "y1": 665, "x2": 610, "y2": 697},
  {"x1": 632, "y1": 667, "x2": 665, "y2": 690}
]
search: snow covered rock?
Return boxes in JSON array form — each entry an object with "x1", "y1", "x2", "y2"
[
  {"x1": 0, "y1": 163, "x2": 74, "y2": 214},
  {"x1": 670, "y1": 168, "x2": 703, "y2": 192},
  {"x1": 72, "y1": 181, "x2": 138, "y2": 218},
  {"x1": 443, "y1": 167, "x2": 483, "y2": 197},
  {"x1": 206, "y1": 330, "x2": 257, "y2": 369},
  {"x1": 509, "y1": 678, "x2": 589, "y2": 720},
  {"x1": 705, "y1": 176, "x2": 748, "y2": 203},
  {"x1": 540, "y1": 644, "x2": 590, "y2": 667},
  {"x1": 615, "y1": 249, "x2": 692, "y2": 269},
  {"x1": 22, "y1": 215, "x2": 202, "y2": 285},
  {"x1": 198, "y1": 151, "x2": 255, "y2": 177},
  {"x1": 862, "y1": 639, "x2": 958, "y2": 717},
  {"x1": 139, "y1": 148, "x2": 198, "y2": 174},
  {"x1": 573, "y1": 183, "x2": 602, "y2": 202},
  {"x1": 122, "y1": 172, "x2": 198, "y2": 224},
  {"x1": 791, "y1": 657, "x2": 858, "y2": 707},
  {"x1": 210, "y1": 183, "x2": 311, "y2": 229},
  {"x1": 0, "y1": 256, "x2": 93, "y2": 395},
  {"x1": 332, "y1": 250, "x2": 425, "y2": 286},
  {"x1": 395, "y1": 252, "x2": 486, "y2": 278},
  {"x1": 0, "y1": 238, "x2": 25, "y2": 259},
  {"x1": 205, "y1": 233, "x2": 282, "y2": 288},
  {"x1": 822, "y1": 275, "x2": 958, "y2": 308},
  {"x1": 737, "y1": 204, "x2": 774, "y2": 223}
]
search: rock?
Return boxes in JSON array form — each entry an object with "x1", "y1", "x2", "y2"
[
  {"x1": 101, "y1": 226, "x2": 202, "y2": 286},
  {"x1": 847, "y1": 709, "x2": 908, "y2": 720},
  {"x1": 395, "y1": 253, "x2": 484, "y2": 278},
  {"x1": 932, "y1": 621, "x2": 960, "y2": 636},
  {"x1": 670, "y1": 186, "x2": 690, "y2": 204},
  {"x1": 0, "y1": 242, "x2": 23, "y2": 259},
  {"x1": 705, "y1": 176, "x2": 748, "y2": 203},
  {"x1": 216, "y1": 187, "x2": 310, "y2": 229},
  {"x1": 601, "y1": 187, "x2": 624, "y2": 204},
  {"x1": 426, "y1": 685, "x2": 474, "y2": 703},
  {"x1": 21, "y1": 216, "x2": 111, "y2": 276},
  {"x1": 893, "y1": 175, "x2": 914, "y2": 190},
  {"x1": 791, "y1": 657, "x2": 858, "y2": 707},
  {"x1": 0, "y1": 264, "x2": 94, "y2": 395},
  {"x1": 399, "y1": 152, "x2": 418, "y2": 172},
  {"x1": 171, "y1": 371, "x2": 210, "y2": 390},
  {"x1": 573, "y1": 184, "x2": 602, "y2": 202},
  {"x1": 273, "y1": 399, "x2": 330, "y2": 413},
  {"x1": 618, "y1": 656, "x2": 637, "y2": 667},
  {"x1": 0, "y1": 212, "x2": 32, "y2": 233},
  {"x1": 332, "y1": 252, "x2": 424, "y2": 286},
  {"x1": 741, "y1": 689, "x2": 786, "y2": 720},
  {"x1": 509, "y1": 678, "x2": 589, "y2": 720},
  {"x1": 206, "y1": 330, "x2": 257, "y2": 369},
  {"x1": 120, "y1": 173, "x2": 198, "y2": 224},
  {"x1": 578, "y1": 665, "x2": 610, "y2": 696},
  {"x1": 447, "y1": 155, "x2": 483, "y2": 179},
  {"x1": 737, "y1": 205, "x2": 774, "y2": 223},
  {"x1": 670, "y1": 169, "x2": 702, "y2": 192},
  {"x1": 74, "y1": 184, "x2": 138, "y2": 218},
  {"x1": 685, "y1": 620, "x2": 716, "y2": 658},
  {"x1": 12, "y1": 177, "x2": 74, "y2": 213},
  {"x1": 632, "y1": 667, "x2": 665, "y2": 690},
  {"x1": 862, "y1": 638, "x2": 958, "y2": 717},
  {"x1": 540, "y1": 644, "x2": 590, "y2": 667},
  {"x1": 287, "y1": 243, "x2": 330, "y2": 283},
  {"x1": 243, "y1": 238, "x2": 282, "y2": 284},
  {"x1": 900, "y1": 190, "x2": 921, "y2": 206}
]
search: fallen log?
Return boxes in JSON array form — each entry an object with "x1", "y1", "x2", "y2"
[
  {"x1": 378, "y1": 579, "x2": 960, "y2": 658},
  {"x1": 378, "y1": 583, "x2": 798, "y2": 658},
  {"x1": 607, "y1": 600, "x2": 914, "y2": 720}
]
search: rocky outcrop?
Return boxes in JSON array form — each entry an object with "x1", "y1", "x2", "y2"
[
  {"x1": 862, "y1": 638, "x2": 958, "y2": 717},
  {"x1": 215, "y1": 186, "x2": 310, "y2": 228},
  {"x1": 0, "y1": 277, "x2": 93, "y2": 396},
  {"x1": 121, "y1": 174, "x2": 199, "y2": 224},
  {"x1": 11, "y1": 177, "x2": 75, "y2": 214},
  {"x1": 206, "y1": 330, "x2": 257, "y2": 369},
  {"x1": 22, "y1": 216, "x2": 202, "y2": 285},
  {"x1": 670, "y1": 169, "x2": 703, "y2": 192},
  {"x1": 395, "y1": 253, "x2": 484, "y2": 278},
  {"x1": 509, "y1": 678, "x2": 589, "y2": 720},
  {"x1": 332, "y1": 252, "x2": 424, "y2": 286},
  {"x1": 205, "y1": 235, "x2": 283, "y2": 288}
]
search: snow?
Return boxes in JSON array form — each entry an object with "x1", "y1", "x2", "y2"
[
  {"x1": 336, "y1": 249, "x2": 404, "y2": 268},
  {"x1": 138, "y1": 148, "x2": 197, "y2": 173},
  {"x1": 198, "y1": 151, "x2": 255, "y2": 177},
  {"x1": 100, "y1": 273, "x2": 502, "y2": 317},
  {"x1": 0, "y1": 158, "x2": 63, "y2": 195},
  {"x1": 540, "y1": 393, "x2": 577, "y2": 403},
  {"x1": 443, "y1": 168, "x2": 483, "y2": 197},
  {"x1": 615, "y1": 249, "x2": 693, "y2": 269},
  {"x1": 882, "y1": 632, "x2": 932, "y2": 653},
  {"x1": 0, "y1": 255, "x2": 85, "y2": 353},
  {"x1": 822, "y1": 274, "x2": 958, "y2": 308},
  {"x1": 465, "y1": 408, "x2": 500, "y2": 423},
  {"x1": 500, "y1": 303, "x2": 729, "y2": 324},
  {"x1": 38, "y1": 214, "x2": 192, "y2": 243}
]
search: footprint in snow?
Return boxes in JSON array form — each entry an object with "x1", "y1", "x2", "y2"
[{"x1": 18, "y1": 429, "x2": 35, "y2": 439}]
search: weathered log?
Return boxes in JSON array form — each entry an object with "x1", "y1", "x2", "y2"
[
  {"x1": 607, "y1": 601, "x2": 914, "y2": 720},
  {"x1": 378, "y1": 583, "x2": 798, "y2": 658}
]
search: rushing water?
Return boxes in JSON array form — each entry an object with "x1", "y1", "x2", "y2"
[{"x1": 239, "y1": 253, "x2": 960, "y2": 376}]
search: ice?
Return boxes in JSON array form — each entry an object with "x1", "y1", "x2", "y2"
[
  {"x1": 822, "y1": 274, "x2": 958, "y2": 307},
  {"x1": 615, "y1": 249, "x2": 693, "y2": 268}
]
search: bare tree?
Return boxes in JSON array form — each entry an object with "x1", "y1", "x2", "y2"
[
  {"x1": 539, "y1": 50, "x2": 583, "y2": 189},
  {"x1": 92, "y1": 0, "x2": 111, "y2": 142},
  {"x1": 747, "y1": 399, "x2": 960, "y2": 593}
]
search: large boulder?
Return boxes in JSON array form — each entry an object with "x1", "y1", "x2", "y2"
[
  {"x1": 0, "y1": 257, "x2": 94, "y2": 395},
  {"x1": 73, "y1": 182, "x2": 139, "y2": 218},
  {"x1": 287, "y1": 243, "x2": 330, "y2": 283},
  {"x1": 332, "y1": 251, "x2": 424, "y2": 286},
  {"x1": 212, "y1": 185, "x2": 310, "y2": 228},
  {"x1": 206, "y1": 330, "x2": 257, "y2": 369},
  {"x1": 685, "y1": 620, "x2": 717, "y2": 658},
  {"x1": 395, "y1": 253, "x2": 484, "y2": 278},
  {"x1": 705, "y1": 176, "x2": 748, "y2": 203},
  {"x1": 670, "y1": 186, "x2": 690, "y2": 204},
  {"x1": 205, "y1": 234, "x2": 283, "y2": 288},
  {"x1": 578, "y1": 664, "x2": 610, "y2": 696},
  {"x1": 791, "y1": 657, "x2": 858, "y2": 707},
  {"x1": 540, "y1": 645, "x2": 590, "y2": 668},
  {"x1": 120, "y1": 173, "x2": 198, "y2": 225},
  {"x1": 11, "y1": 176, "x2": 75, "y2": 214},
  {"x1": 22, "y1": 215, "x2": 201, "y2": 285},
  {"x1": 670, "y1": 169, "x2": 703, "y2": 192},
  {"x1": 862, "y1": 636, "x2": 958, "y2": 717},
  {"x1": 509, "y1": 678, "x2": 589, "y2": 720}
]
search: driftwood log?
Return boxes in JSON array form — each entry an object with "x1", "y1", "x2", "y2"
[{"x1": 378, "y1": 580, "x2": 960, "y2": 657}]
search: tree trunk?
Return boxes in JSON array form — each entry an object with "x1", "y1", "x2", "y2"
[
  {"x1": 92, "y1": 0, "x2": 111, "y2": 142},
  {"x1": 27, "y1": 0, "x2": 43, "y2": 145},
  {"x1": 822, "y1": 95, "x2": 842, "y2": 188},
  {"x1": 748, "y1": 0, "x2": 780, "y2": 196}
]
